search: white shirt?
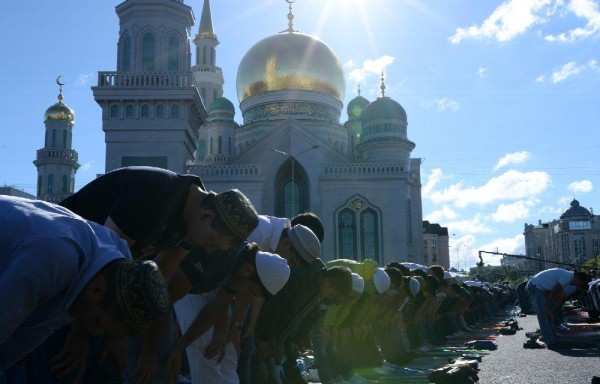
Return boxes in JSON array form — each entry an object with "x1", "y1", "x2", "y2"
[{"x1": 530, "y1": 268, "x2": 574, "y2": 291}]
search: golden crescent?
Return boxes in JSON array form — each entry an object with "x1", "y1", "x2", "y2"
[{"x1": 56, "y1": 75, "x2": 65, "y2": 86}]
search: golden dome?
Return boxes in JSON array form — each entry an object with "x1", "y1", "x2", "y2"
[
  {"x1": 236, "y1": 32, "x2": 346, "y2": 103},
  {"x1": 44, "y1": 101, "x2": 74, "y2": 122}
]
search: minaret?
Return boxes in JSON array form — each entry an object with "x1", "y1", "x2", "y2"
[
  {"x1": 34, "y1": 77, "x2": 80, "y2": 203},
  {"x1": 193, "y1": 0, "x2": 224, "y2": 107},
  {"x1": 92, "y1": 0, "x2": 207, "y2": 173}
]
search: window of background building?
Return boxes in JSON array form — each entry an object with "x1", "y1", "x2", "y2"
[
  {"x1": 142, "y1": 32, "x2": 156, "y2": 71},
  {"x1": 168, "y1": 35, "x2": 179, "y2": 71}
]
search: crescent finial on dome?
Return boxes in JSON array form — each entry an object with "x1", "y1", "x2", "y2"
[
  {"x1": 357, "y1": 84, "x2": 361, "y2": 97},
  {"x1": 284, "y1": 0, "x2": 296, "y2": 33},
  {"x1": 56, "y1": 75, "x2": 64, "y2": 103},
  {"x1": 380, "y1": 71, "x2": 386, "y2": 98}
]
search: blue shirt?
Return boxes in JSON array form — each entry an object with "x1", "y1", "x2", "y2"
[{"x1": 0, "y1": 196, "x2": 131, "y2": 368}]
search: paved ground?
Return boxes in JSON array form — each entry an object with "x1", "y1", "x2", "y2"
[{"x1": 477, "y1": 313, "x2": 600, "y2": 384}]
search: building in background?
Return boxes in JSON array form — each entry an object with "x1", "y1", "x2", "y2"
[
  {"x1": 422, "y1": 221, "x2": 449, "y2": 269},
  {"x1": 92, "y1": 0, "x2": 207, "y2": 173},
  {"x1": 34, "y1": 80, "x2": 80, "y2": 203},
  {"x1": 88, "y1": 0, "x2": 424, "y2": 264},
  {"x1": 524, "y1": 199, "x2": 600, "y2": 272},
  {"x1": 0, "y1": 186, "x2": 35, "y2": 199}
]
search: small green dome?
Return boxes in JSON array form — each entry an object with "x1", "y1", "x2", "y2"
[
  {"x1": 209, "y1": 96, "x2": 235, "y2": 112},
  {"x1": 560, "y1": 199, "x2": 591, "y2": 219},
  {"x1": 347, "y1": 96, "x2": 369, "y2": 118},
  {"x1": 362, "y1": 97, "x2": 407, "y2": 122},
  {"x1": 44, "y1": 102, "x2": 74, "y2": 122}
]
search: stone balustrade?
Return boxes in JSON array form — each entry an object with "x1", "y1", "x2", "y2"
[
  {"x1": 323, "y1": 164, "x2": 412, "y2": 178},
  {"x1": 36, "y1": 148, "x2": 78, "y2": 162},
  {"x1": 187, "y1": 164, "x2": 262, "y2": 178},
  {"x1": 97, "y1": 72, "x2": 195, "y2": 88}
]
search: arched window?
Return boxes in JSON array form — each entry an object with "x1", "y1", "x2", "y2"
[
  {"x1": 140, "y1": 104, "x2": 150, "y2": 118},
  {"x1": 218, "y1": 136, "x2": 222, "y2": 154},
  {"x1": 62, "y1": 130, "x2": 67, "y2": 149},
  {"x1": 61, "y1": 175, "x2": 68, "y2": 193},
  {"x1": 125, "y1": 104, "x2": 134, "y2": 118},
  {"x1": 37, "y1": 175, "x2": 42, "y2": 197},
  {"x1": 110, "y1": 105, "x2": 119, "y2": 118},
  {"x1": 202, "y1": 46, "x2": 207, "y2": 65},
  {"x1": 156, "y1": 104, "x2": 165, "y2": 118},
  {"x1": 52, "y1": 129, "x2": 56, "y2": 148},
  {"x1": 339, "y1": 209, "x2": 357, "y2": 260},
  {"x1": 196, "y1": 47, "x2": 200, "y2": 65},
  {"x1": 211, "y1": 47, "x2": 215, "y2": 66},
  {"x1": 361, "y1": 208, "x2": 379, "y2": 262},
  {"x1": 47, "y1": 175, "x2": 54, "y2": 194},
  {"x1": 197, "y1": 139, "x2": 206, "y2": 160},
  {"x1": 168, "y1": 36, "x2": 179, "y2": 71},
  {"x1": 228, "y1": 137, "x2": 232, "y2": 154},
  {"x1": 335, "y1": 196, "x2": 381, "y2": 262},
  {"x1": 274, "y1": 158, "x2": 309, "y2": 218},
  {"x1": 170, "y1": 104, "x2": 180, "y2": 118},
  {"x1": 123, "y1": 36, "x2": 131, "y2": 71},
  {"x1": 209, "y1": 137, "x2": 213, "y2": 155},
  {"x1": 142, "y1": 32, "x2": 156, "y2": 71}
]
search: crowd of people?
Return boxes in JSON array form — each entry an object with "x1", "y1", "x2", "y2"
[{"x1": 2, "y1": 166, "x2": 529, "y2": 384}]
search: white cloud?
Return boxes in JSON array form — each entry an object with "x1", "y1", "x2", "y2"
[
  {"x1": 421, "y1": 98, "x2": 460, "y2": 112},
  {"x1": 552, "y1": 61, "x2": 586, "y2": 82},
  {"x1": 494, "y1": 151, "x2": 531, "y2": 171},
  {"x1": 538, "y1": 196, "x2": 572, "y2": 215},
  {"x1": 75, "y1": 73, "x2": 94, "y2": 86},
  {"x1": 427, "y1": 169, "x2": 551, "y2": 208},
  {"x1": 537, "y1": 59, "x2": 600, "y2": 83},
  {"x1": 477, "y1": 67, "x2": 487, "y2": 78},
  {"x1": 422, "y1": 168, "x2": 445, "y2": 197},
  {"x1": 450, "y1": 0, "x2": 552, "y2": 44},
  {"x1": 491, "y1": 200, "x2": 538, "y2": 222},
  {"x1": 477, "y1": 234, "x2": 526, "y2": 265},
  {"x1": 444, "y1": 214, "x2": 494, "y2": 234},
  {"x1": 79, "y1": 161, "x2": 92, "y2": 171},
  {"x1": 424, "y1": 205, "x2": 458, "y2": 222},
  {"x1": 568, "y1": 179, "x2": 593, "y2": 193},
  {"x1": 346, "y1": 55, "x2": 395, "y2": 84},
  {"x1": 544, "y1": 0, "x2": 600, "y2": 42}
]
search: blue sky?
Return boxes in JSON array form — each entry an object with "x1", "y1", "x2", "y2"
[{"x1": 1, "y1": 0, "x2": 599, "y2": 267}]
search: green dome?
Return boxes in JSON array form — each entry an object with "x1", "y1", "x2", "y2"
[
  {"x1": 209, "y1": 96, "x2": 235, "y2": 112},
  {"x1": 44, "y1": 102, "x2": 74, "y2": 122},
  {"x1": 362, "y1": 97, "x2": 407, "y2": 122},
  {"x1": 560, "y1": 199, "x2": 591, "y2": 219},
  {"x1": 347, "y1": 96, "x2": 369, "y2": 118}
]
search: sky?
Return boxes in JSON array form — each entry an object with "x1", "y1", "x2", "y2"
[{"x1": 1, "y1": 0, "x2": 599, "y2": 268}]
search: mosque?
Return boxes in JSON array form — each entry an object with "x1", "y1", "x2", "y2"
[{"x1": 35, "y1": 0, "x2": 427, "y2": 265}]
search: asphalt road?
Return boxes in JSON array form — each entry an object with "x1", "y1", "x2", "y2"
[{"x1": 477, "y1": 313, "x2": 600, "y2": 384}]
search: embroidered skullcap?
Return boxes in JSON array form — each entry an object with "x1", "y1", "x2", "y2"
[
  {"x1": 351, "y1": 273, "x2": 365, "y2": 294},
  {"x1": 373, "y1": 268, "x2": 391, "y2": 294},
  {"x1": 288, "y1": 224, "x2": 321, "y2": 263},
  {"x1": 116, "y1": 260, "x2": 169, "y2": 332},
  {"x1": 214, "y1": 189, "x2": 259, "y2": 240},
  {"x1": 255, "y1": 251, "x2": 291, "y2": 296}
]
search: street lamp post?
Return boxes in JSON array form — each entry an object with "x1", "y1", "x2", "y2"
[{"x1": 271, "y1": 144, "x2": 319, "y2": 217}]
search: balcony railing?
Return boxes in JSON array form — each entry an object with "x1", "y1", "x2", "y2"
[
  {"x1": 323, "y1": 164, "x2": 410, "y2": 177},
  {"x1": 97, "y1": 72, "x2": 196, "y2": 88},
  {"x1": 36, "y1": 148, "x2": 78, "y2": 162},
  {"x1": 187, "y1": 164, "x2": 262, "y2": 178}
]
